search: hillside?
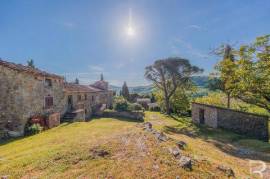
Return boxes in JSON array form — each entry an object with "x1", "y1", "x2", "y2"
[
  {"x1": 0, "y1": 112, "x2": 269, "y2": 178},
  {"x1": 110, "y1": 76, "x2": 209, "y2": 94}
]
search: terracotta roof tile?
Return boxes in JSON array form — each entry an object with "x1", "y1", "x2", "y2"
[{"x1": 64, "y1": 83, "x2": 103, "y2": 93}]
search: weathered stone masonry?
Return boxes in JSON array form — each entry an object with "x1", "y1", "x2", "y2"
[
  {"x1": 192, "y1": 102, "x2": 269, "y2": 141},
  {"x1": 0, "y1": 59, "x2": 113, "y2": 136}
]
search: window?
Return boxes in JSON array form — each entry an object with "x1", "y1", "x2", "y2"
[
  {"x1": 45, "y1": 78, "x2": 52, "y2": 87},
  {"x1": 78, "y1": 95, "x2": 82, "y2": 101},
  {"x1": 84, "y1": 94, "x2": 87, "y2": 100},
  {"x1": 45, "y1": 96, "x2": 53, "y2": 108},
  {"x1": 92, "y1": 96, "x2": 95, "y2": 102}
]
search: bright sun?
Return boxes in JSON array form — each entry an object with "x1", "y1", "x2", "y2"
[{"x1": 126, "y1": 26, "x2": 135, "y2": 37}]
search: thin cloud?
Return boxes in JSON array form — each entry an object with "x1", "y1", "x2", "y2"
[
  {"x1": 62, "y1": 22, "x2": 75, "y2": 28},
  {"x1": 186, "y1": 24, "x2": 206, "y2": 31},
  {"x1": 171, "y1": 38, "x2": 209, "y2": 59}
]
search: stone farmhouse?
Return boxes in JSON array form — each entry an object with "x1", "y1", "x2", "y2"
[{"x1": 0, "y1": 59, "x2": 113, "y2": 137}]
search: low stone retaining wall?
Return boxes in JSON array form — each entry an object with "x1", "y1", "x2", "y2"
[
  {"x1": 192, "y1": 102, "x2": 269, "y2": 141},
  {"x1": 97, "y1": 111, "x2": 144, "y2": 121}
]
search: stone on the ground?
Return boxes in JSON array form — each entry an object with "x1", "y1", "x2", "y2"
[
  {"x1": 178, "y1": 156, "x2": 192, "y2": 170},
  {"x1": 217, "y1": 165, "x2": 235, "y2": 177},
  {"x1": 90, "y1": 148, "x2": 110, "y2": 158},
  {"x1": 176, "y1": 141, "x2": 187, "y2": 150},
  {"x1": 169, "y1": 147, "x2": 181, "y2": 157},
  {"x1": 153, "y1": 131, "x2": 168, "y2": 142},
  {"x1": 143, "y1": 122, "x2": 153, "y2": 132}
]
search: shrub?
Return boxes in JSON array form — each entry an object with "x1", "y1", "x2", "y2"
[
  {"x1": 113, "y1": 96, "x2": 128, "y2": 111},
  {"x1": 149, "y1": 105, "x2": 161, "y2": 112},
  {"x1": 128, "y1": 103, "x2": 143, "y2": 111},
  {"x1": 25, "y1": 123, "x2": 43, "y2": 136}
]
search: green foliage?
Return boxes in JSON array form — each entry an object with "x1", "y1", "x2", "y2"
[
  {"x1": 128, "y1": 103, "x2": 144, "y2": 111},
  {"x1": 113, "y1": 96, "x2": 128, "y2": 111},
  {"x1": 145, "y1": 57, "x2": 203, "y2": 114},
  {"x1": 149, "y1": 104, "x2": 161, "y2": 112},
  {"x1": 121, "y1": 81, "x2": 130, "y2": 100},
  {"x1": 213, "y1": 35, "x2": 270, "y2": 112},
  {"x1": 27, "y1": 59, "x2": 35, "y2": 68},
  {"x1": 170, "y1": 88, "x2": 190, "y2": 115},
  {"x1": 25, "y1": 124, "x2": 43, "y2": 135},
  {"x1": 154, "y1": 87, "x2": 192, "y2": 115},
  {"x1": 194, "y1": 92, "x2": 270, "y2": 116}
]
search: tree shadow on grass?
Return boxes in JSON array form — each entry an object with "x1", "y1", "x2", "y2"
[{"x1": 163, "y1": 117, "x2": 270, "y2": 162}]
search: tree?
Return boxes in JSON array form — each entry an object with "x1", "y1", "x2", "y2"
[
  {"x1": 75, "y1": 78, "x2": 79, "y2": 84},
  {"x1": 234, "y1": 35, "x2": 270, "y2": 112},
  {"x1": 214, "y1": 44, "x2": 238, "y2": 108},
  {"x1": 122, "y1": 81, "x2": 130, "y2": 100},
  {"x1": 100, "y1": 73, "x2": 104, "y2": 81},
  {"x1": 145, "y1": 57, "x2": 203, "y2": 114},
  {"x1": 27, "y1": 59, "x2": 35, "y2": 68}
]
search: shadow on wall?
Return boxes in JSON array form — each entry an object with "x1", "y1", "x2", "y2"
[{"x1": 162, "y1": 117, "x2": 270, "y2": 162}]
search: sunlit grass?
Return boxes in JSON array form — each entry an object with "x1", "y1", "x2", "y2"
[{"x1": 0, "y1": 112, "x2": 268, "y2": 178}]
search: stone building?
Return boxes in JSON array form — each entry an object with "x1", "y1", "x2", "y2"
[
  {"x1": 192, "y1": 102, "x2": 269, "y2": 141},
  {"x1": 0, "y1": 59, "x2": 113, "y2": 137}
]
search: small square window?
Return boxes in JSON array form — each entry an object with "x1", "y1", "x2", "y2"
[
  {"x1": 45, "y1": 78, "x2": 52, "y2": 87},
  {"x1": 45, "y1": 96, "x2": 53, "y2": 108}
]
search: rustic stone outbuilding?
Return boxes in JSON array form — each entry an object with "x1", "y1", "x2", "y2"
[{"x1": 192, "y1": 102, "x2": 269, "y2": 141}]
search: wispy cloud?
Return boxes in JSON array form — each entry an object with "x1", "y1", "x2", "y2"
[
  {"x1": 171, "y1": 38, "x2": 209, "y2": 59},
  {"x1": 186, "y1": 24, "x2": 206, "y2": 31},
  {"x1": 89, "y1": 65, "x2": 104, "y2": 73},
  {"x1": 62, "y1": 22, "x2": 75, "y2": 28}
]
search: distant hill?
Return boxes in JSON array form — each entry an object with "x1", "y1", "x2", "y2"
[
  {"x1": 191, "y1": 76, "x2": 209, "y2": 87},
  {"x1": 109, "y1": 76, "x2": 209, "y2": 94},
  {"x1": 109, "y1": 85, "x2": 154, "y2": 94}
]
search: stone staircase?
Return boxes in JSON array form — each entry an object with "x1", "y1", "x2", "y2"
[{"x1": 61, "y1": 112, "x2": 77, "y2": 123}]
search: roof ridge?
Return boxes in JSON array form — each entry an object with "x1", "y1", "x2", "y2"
[{"x1": 0, "y1": 59, "x2": 63, "y2": 79}]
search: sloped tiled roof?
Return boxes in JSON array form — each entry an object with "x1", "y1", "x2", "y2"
[
  {"x1": 64, "y1": 83, "x2": 103, "y2": 93},
  {"x1": 0, "y1": 59, "x2": 63, "y2": 79}
]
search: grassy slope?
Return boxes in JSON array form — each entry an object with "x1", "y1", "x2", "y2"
[{"x1": 0, "y1": 112, "x2": 269, "y2": 178}]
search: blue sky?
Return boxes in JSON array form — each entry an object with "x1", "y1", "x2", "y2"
[{"x1": 0, "y1": 0, "x2": 269, "y2": 86}]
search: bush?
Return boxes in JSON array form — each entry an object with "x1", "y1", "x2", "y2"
[
  {"x1": 149, "y1": 105, "x2": 161, "y2": 112},
  {"x1": 25, "y1": 124, "x2": 43, "y2": 136},
  {"x1": 113, "y1": 96, "x2": 128, "y2": 111},
  {"x1": 128, "y1": 103, "x2": 144, "y2": 111}
]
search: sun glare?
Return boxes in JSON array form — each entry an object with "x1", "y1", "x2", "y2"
[{"x1": 127, "y1": 26, "x2": 135, "y2": 37}]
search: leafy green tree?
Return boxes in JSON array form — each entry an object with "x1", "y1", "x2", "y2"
[
  {"x1": 27, "y1": 59, "x2": 35, "y2": 68},
  {"x1": 122, "y1": 81, "x2": 130, "y2": 100},
  {"x1": 234, "y1": 35, "x2": 270, "y2": 112},
  {"x1": 145, "y1": 57, "x2": 203, "y2": 114},
  {"x1": 113, "y1": 96, "x2": 128, "y2": 111},
  {"x1": 214, "y1": 45, "x2": 238, "y2": 108}
]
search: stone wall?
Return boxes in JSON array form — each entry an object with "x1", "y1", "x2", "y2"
[
  {"x1": 0, "y1": 66, "x2": 65, "y2": 134},
  {"x1": 192, "y1": 103, "x2": 218, "y2": 128},
  {"x1": 99, "y1": 111, "x2": 144, "y2": 121},
  {"x1": 217, "y1": 107, "x2": 269, "y2": 141},
  {"x1": 192, "y1": 102, "x2": 269, "y2": 141}
]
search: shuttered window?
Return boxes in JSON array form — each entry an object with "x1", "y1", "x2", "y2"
[{"x1": 45, "y1": 96, "x2": 53, "y2": 108}]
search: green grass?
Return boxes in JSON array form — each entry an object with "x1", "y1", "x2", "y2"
[{"x1": 0, "y1": 112, "x2": 269, "y2": 178}]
